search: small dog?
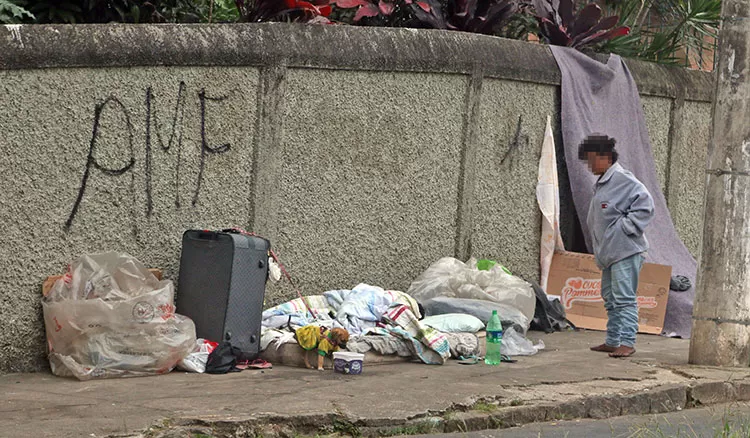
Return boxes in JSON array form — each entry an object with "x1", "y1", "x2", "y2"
[{"x1": 295, "y1": 325, "x2": 350, "y2": 370}]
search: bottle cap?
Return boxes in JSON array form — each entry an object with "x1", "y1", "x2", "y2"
[{"x1": 492, "y1": 310, "x2": 498, "y2": 315}]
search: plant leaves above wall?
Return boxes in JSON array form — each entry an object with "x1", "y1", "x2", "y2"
[
  {"x1": 333, "y1": 0, "x2": 517, "y2": 35},
  {"x1": 532, "y1": 0, "x2": 630, "y2": 49},
  {"x1": 237, "y1": 0, "x2": 332, "y2": 22}
]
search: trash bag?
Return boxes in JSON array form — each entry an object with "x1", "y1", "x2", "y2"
[
  {"x1": 422, "y1": 297, "x2": 529, "y2": 334},
  {"x1": 528, "y1": 281, "x2": 573, "y2": 333},
  {"x1": 42, "y1": 252, "x2": 197, "y2": 380},
  {"x1": 408, "y1": 258, "x2": 536, "y2": 332},
  {"x1": 205, "y1": 341, "x2": 243, "y2": 374},
  {"x1": 500, "y1": 327, "x2": 545, "y2": 356},
  {"x1": 177, "y1": 339, "x2": 219, "y2": 373},
  {"x1": 670, "y1": 275, "x2": 691, "y2": 292}
]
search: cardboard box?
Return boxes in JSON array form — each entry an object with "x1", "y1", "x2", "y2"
[
  {"x1": 547, "y1": 251, "x2": 671, "y2": 334},
  {"x1": 42, "y1": 269, "x2": 163, "y2": 297}
]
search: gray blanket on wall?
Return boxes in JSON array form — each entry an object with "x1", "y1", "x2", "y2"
[{"x1": 550, "y1": 46, "x2": 697, "y2": 339}]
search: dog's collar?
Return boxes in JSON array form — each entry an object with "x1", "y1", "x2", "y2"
[
  {"x1": 326, "y1": 331, "x2": 339, "y2": 348},
  {"x1": 321, "y1": 328, "x2": 340, "y2": 349}
]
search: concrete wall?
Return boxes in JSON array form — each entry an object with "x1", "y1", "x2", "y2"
[{"x1": 0, "y1": 23, "x2": 713, "y2": 373}]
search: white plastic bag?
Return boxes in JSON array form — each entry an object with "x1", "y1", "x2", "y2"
[
  {"x1": 43, "y1": 252, "x2": 197, "y2": 380},
  {"x1": 500, "y1": 327, "x2": 545, "y2": 356},
  {"x1": 269, "y1": 258, "x2": 282, "y2": 282},
  {"x1": 177, "y1": 339, "x2": 218, "y2": 373},
  {"x1": 407, "y1": 257, "x2": 536, "y2": 331}
]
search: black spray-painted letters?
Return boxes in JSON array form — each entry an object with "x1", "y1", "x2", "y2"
[{"x1": 65, "y1": 84, "x2": 232, "y2": 231}]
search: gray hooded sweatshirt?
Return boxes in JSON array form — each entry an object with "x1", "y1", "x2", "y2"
[{"x1": 587, "y1": 162, "x2": 655, "y2": 269}]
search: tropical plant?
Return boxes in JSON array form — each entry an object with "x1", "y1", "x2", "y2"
[
  {"x1": 601, "y1": 0, "x2": 721, "y2": 66},
  {"x1": 502, "y1": 0, "x2": 539, "y2": 40},
  {"x1": 532, "y1": 0, "x2": 630, "y2": 49},
  {"x1": 412, "y1": 0, "x2": 518, "y2": 34},
  {"x1": 332, "y1": 0, "x2": 518, "y2": 35},
  {"x1": 201, "y1": 0, "x2": 244, "y2": 22},
  {"x1": 166, "y1": 0, "x2": 240, "y2": 22},
  {"x1": 22, "y1": 0, "x2": 158, "y2": 23},
  {"x1": 6, "y1": 0, "x2": 237, "y2": 24},
  {"x1": 328, "y1": 0, "x2": 428, "y2": 26},
  {"x1": 0, "y1": 0, "x2": 32, "y2": 23},
  {"x1": 236, "y1": 0, "x2": 332, "y2": 22}
]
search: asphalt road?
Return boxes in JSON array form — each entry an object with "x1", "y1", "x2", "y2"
[{"x1": 418, "y1": 403, "x2": 750, "y2": 437}]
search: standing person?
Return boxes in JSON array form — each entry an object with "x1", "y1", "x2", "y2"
[{"x1": 579, "y1": 134, "x2": 655, "y2": 358}]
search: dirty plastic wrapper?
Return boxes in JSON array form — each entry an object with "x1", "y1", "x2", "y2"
[
  {"x1": 268, "y1": 258, "x2": 282, "y2": 282},
  {"x1": 42, "y1": 252, "x2": 197, "y2": 380},
  {"x1": 407, "y1": 257, "x2": 536, "y2": 332},
  {"x1": 177, "y1": 339, "x2": 218, "y2": 373},
  {"x1": 500, "y1": 327, "x2": 545, "y2": 356}
]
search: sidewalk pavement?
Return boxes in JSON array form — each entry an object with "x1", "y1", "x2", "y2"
[{"x1": 3, "y1": 330, "x2": 750, "y2": 438}]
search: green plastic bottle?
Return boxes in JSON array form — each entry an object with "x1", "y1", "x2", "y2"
[{"x1": 485, "y1": 310, "x2": 503, "y2": 365}]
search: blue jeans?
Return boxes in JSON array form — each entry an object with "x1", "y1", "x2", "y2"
[{"x1": 601, "y1": 253, "x2": 644, "y2": 348}]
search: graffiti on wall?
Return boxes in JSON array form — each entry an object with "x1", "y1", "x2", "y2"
[{"x1": 64, "y1": 82, "x2": 232, "y2": 231}]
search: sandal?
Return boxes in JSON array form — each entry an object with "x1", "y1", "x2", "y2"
[
  {"x1": 248, "y1": 359, "x2": 272, "y2": 369},
  {"x1": 500, "y1": 355, "x2": 517, "y2": 363},
  {"x1": 458, "y1": 355, "x2": 482, "y2": 365}
]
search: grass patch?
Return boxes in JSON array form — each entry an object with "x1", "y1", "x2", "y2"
[
  {"x1": 473, "y1": 402, "x2": 498, "y2": 412},
  {"x1": 488, "y1": 417, "x2": 506, "y2": 429},
  {"x1": 332, "y1": 418, "x2": 360, "y2": 437},
  {"x1": 627, "y1": 407, "x2": 750, "y2": 438},
  {"x1": 443, "y1": 411, "x2": 459, "y2": 422},
  {"x1": 510, "y1": 399, "x2": 524, "y2": 407},
  {"x1": 714, "y1": 411, "x2": 750, "y2": 438},
  {"x1": 377, "y1": 422, "x2": 436, "y2": 437}
]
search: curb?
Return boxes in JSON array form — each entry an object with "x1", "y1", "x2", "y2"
[{"x1": 131, "y1": 379, "x2": 750, "y2": 438}]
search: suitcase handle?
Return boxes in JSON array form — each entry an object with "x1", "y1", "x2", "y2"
[{"x1": 186, "y1": 230, "x2": 221, "y2": 241}]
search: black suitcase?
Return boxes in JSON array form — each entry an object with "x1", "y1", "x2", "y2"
[{"x1": 177, "y1": 230, "x2": 270, "y2": 361}]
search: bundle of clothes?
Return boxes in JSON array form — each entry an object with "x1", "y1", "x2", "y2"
[
  {"x1": 261, "y1": 257, "x2": 550, "y2": 365},
  {"x1": 261, "y1": 284, "x2": 466, "y2": 364}
]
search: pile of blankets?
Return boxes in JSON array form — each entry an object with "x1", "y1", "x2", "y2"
[{"x1": 260, "y1": 284, "x2": 478, "y2": 365}]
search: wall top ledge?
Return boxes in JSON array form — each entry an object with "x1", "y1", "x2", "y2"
[{"x1": 0, "y1": 22, "x2": 713, "y2": 102}]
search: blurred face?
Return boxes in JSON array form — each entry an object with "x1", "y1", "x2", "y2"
[{"x1": 586, "y1": 152, "x2": 613, "y2": 176}]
